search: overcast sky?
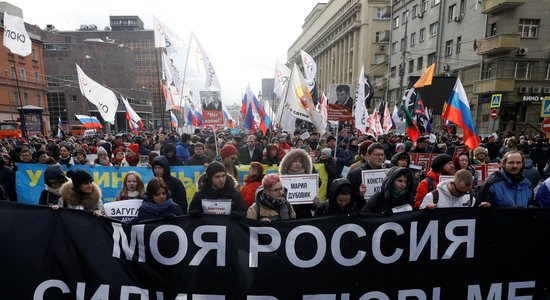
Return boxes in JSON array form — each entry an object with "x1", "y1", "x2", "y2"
[{"x1": 10, "y1": 0, "x2": 323, "y2": 105}]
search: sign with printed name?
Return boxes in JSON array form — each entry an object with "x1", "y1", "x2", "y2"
[
  {"x1": 103, "y1": 199, "x2": 142, "y2": 223},
  {"x1": 280, "y1": 174, "x2": 319, "y2": 204},
  {"x1": 490, "y1": 94, "x2": 502, "y2": 108},
  {"x1": 201, "y1": 199, "x2": 232, "y2": 215},
  {"x1": 361, "y1": 169, "x2": 389, "y2": 199}
]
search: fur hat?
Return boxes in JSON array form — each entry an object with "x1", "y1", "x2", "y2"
[
  {"x1": 321, "y1": 148, "x2": 332, "y2": 157},
  {"x1": 206, "y1": 161, "x2": 226, "y2": 180},
  {"x1": 431, "y1": 154, "x2": 453, "y2": 173},
  {"x1": 220, "y1": 144, "x2": 238, "y2": 158},
  {"x1": 66, "y1": 169, "x2": 93, "y2": 189},
  {"x1": 96, "y1": 147, "x2": 108, "y2": 156},
  {"x1": 474, "y1": 146, "x2": 488, "y2": 156}
]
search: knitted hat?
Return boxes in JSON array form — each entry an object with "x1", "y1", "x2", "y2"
[
  {"x1": 66, "y1": 169, "x2": 93, "y2": 188},
  {"x1": 359, "y1": 141, "x2": 373, "y2": 156},
  {"x1": 396, "y1": 143, "x2": 406, "y2": 151},
  {"x1": 250, "y1": 161, "x2": 264, "y2": 174},
  {"x1": 113, "y1": 148, "x2": 124, "y2": 156},
  {"x1": 474, "y1": 146, "x2": 488, "y2": 156},
  {"x1": 96, "y1": 147, "x2": 108, "y2": 156},
  {"x1": 220, "y1": 144, "x2": 238, "y2": 158},
  {"x1": 127, "y1": 144, "x2": 139, "y2": 154},
  {"x1": 431, "y1": 154, "x2": 453, "y2": 173},
  {"x1": 327, "y1": 135, "x2": 336, "y2": 142},
  {"x1": 206, "y1": 161, "x2": 226, "y2": 180},
  {"x1": 321, "y1": 148, "x2": 332, "y2": 157},
  {"x1": 75, "y1": 149, "x2": 86, "y2": 156}
]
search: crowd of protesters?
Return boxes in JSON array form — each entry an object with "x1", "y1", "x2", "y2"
[{"x1": 3, "y1": 126, "x2": 550, "y2": 222}]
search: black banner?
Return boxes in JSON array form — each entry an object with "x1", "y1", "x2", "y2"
[{"x1": 2, "y1": 202, "x2": 550, "y2": 299}]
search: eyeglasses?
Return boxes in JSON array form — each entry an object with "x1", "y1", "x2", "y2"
[{"x1": 268, "y1": 187, "x2": 284, "y2": 192}]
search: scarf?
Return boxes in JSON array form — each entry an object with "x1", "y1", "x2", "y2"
[
  {"x1": 125, "y1": 155, "x2": 140, "y2": 166},
  {"x1": 390, "y1": 188, "x2": 409, "y2": 206},
  {"x1": 256, "y1": 189, "x2": 290, "y2": 220},
  {"x1": 45, "y1": 185, "x2": 61, "y2": 196},
  {"x1": 127, "y1": 190, "x2": 140, "y2": 199}
]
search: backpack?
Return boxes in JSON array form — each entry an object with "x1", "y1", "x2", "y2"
[{"x1": 430, "y1": 188, "x2": 473, "y2": 206}]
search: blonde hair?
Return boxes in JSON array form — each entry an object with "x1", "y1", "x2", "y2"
[{"x1": 454, "y1": 169, "x2": 473, "y2": 186}]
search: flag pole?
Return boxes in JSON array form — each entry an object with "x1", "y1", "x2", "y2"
[
  {"x1": 10, "y1": 54, "x2": 28, "y2": 139},
  {"x1": 154, "y1": 48, "x2": 165, "y2": 131},
  {"x1": 178, "y1": 33, "x2": 194, "y2": 116},
  {"x1": 213, "y1": 126, "x2": 219, "y2": 157}
]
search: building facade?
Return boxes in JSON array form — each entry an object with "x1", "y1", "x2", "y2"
[
  {"x1": 288, "y1": 0, "x2": 391, "y2": 107},
  {"x1": 388, "y1": 0, "x2": 550, "y2": 136},
  {"x1": 0, "y1": 4, "x2": 49, "y2": 136}
]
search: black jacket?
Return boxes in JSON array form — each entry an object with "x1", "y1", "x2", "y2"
[
  {"x1": 346, "y1": 161, "x2": 385, "y2": 210},
  {"x1": 189, "y1": 173, "x2": 246, "y2": 216},
  {"x1": 238, "y1": 146, "x2": 263, "y2": 165},
  {"x1": 151, "y1": 156, "x2": 188, "y2": 214},
  {"x1": 314, "y1": 178, "x2": 357, "y2": 216},
  {"x1": 363, "y1": 167, "x2": 415, "y2": 215}
]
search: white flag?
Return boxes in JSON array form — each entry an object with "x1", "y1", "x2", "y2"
[
  {"x1": 273, "y1": 59, "x2": 290, "y2": 99},
  {"x1": 280, "y1": 64, "x2": 323, "y2": 130},
  {"x1": 3, "y1": 12, "x2": 31, "y2": 57},
  {"x1": 355, "y1": 65, "x2": 368, "y2": 134},
  {"x1": 121, "y1": 96, "x2": 144, "y2": 132},
  {"x1": 189, "y1": 33, "x2": 222, "y2": 91},
  {"x1": 153, "y1": 17, "x2": 186, "y2": 59},
  {"x1": 382, "y1": 101, "x2": 393, "y2": 134},
  {"x1": 300, "y1": 50, "x2": 316, "y2": 91},
  {"x1": 319, "y1": 93, "x2": 328, "y2": 137},
  {"x1": 76, "y1": 64, "x2": 118, "y2": 124}
]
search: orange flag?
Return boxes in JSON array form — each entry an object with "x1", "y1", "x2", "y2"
[{"x1": 413, "y1": 63, "x2": 435, "y2": 88}]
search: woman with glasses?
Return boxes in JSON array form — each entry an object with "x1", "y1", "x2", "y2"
[
  {"x1": 247, "y1": 173, "x2": 295, "y2": 222},
  {"x1": 39, "y1": 165, "x2": 68, "y2": 206}
]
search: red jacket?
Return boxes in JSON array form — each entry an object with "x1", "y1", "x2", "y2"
[
  {"x1": 240, "y1": 175, "x2": 264, "y2": 208},
  {"x1": 414, "y1": 170, "x2": 440, "y2": 209}
]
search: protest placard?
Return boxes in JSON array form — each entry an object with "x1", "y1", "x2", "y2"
[
  {"x1": 361, "y1": 169, "x2": 389, "y2": 199},
  {"x1": 280, "y1": 174, "x2": 319, "y2": 204},
  {"x1": 201, "y1": 199, "x2": 232, "y2": 215},
  {"x1": 103, "y1": 199, "x2": 142, "y2": 223}
]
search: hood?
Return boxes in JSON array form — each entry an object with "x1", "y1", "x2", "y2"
[
  {"x1": 391, "y1": 152, "x2": 410, "y2": 167},
  {"x1": 152, "y1": 156, "x2": 170, "y2": 177},
  {"x1": 164, "y1": 143, "x2": 177, "y2": 154},
  {"x1": 279, "y1": 148, "x2": 312, "y2": 175},
  {"x1": 381, "y1": 166, "x2": 415, "y2": 203},
  {"x1": 59, "y1": 181, "x2": 102, "y2": 209},
  {"x1": 197, "y1": 172, "x2": 237, "y2": 192},
  {"x1": 44, "y1": 165, "x2": 68, "y2": 183},
  {"x1": 328, "y1": 178, "x2": 355, "y2": 211}
]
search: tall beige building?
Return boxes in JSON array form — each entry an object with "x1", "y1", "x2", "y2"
[{"x1": 288, "y1": 0, "x2": 391, "y2": 106}]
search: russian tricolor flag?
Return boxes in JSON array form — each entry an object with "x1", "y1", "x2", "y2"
[
  {"x1": 442, "y1": 78, "x2": 480, "y2": 150},
  {"x1": 75, "y1": 115, "x2": 103, "y2": 129},
  {"x1": 170, "y1": 111, "x2": 178, "y2": 129}
]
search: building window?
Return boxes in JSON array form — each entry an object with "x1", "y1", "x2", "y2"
[
  {"x1": 373, "y1": 54, "x2": 386, "y2": 65},
  {"x1": 23, "y1": 93, "x2": 29, "y2": 105},
  {"x1": 408, "y1": 60, "x2": 414, "y2": 73},
  {"x1": 448, "y1": 4, "x2": 456, "y2": 21},
  {"x1": 514, "y1": 61, "x2": 532, "y2": 79},
  {"x1": 375, "y1": 31, "x2": 382, "y2": 43},
  {"x1": 393, "y1": 16, "x2": 400, "y2": 29},
  {"x1": 490, "y1": 23, "x2": 497, "y2": 36},
  {"x1": 546, "y1": 63, "x2": 550, "y2": 80},
  {"x1": 429, "y1": 22, "x2": 438, "y2": 37},
  {"x1": 390, "y1": 66, "x2": 397, "y2": 78},
  {"x1": 421, "y1": 0, "x2": 428, "y2": 12},
  {"x1": 482, "y1": 63, "x2": 493, "y2": 79},
  {"x1": 34, "y1": 71, "x2": 39, "y2": 83},
  {"x1": 433, "y1": 0, "x2": 440, "y2": 6},
  {"x1": 427, "y1": 52, "x2": 436, "y2": 65},
  {"x1": 412, "y1": 5, "x2": 418, "y2": 18},
  {"x1": 445, "y1": 40, "x2": 453, "y2": 56},
  {"x1": 410, "y1": 32, "x2": 416, "y2": 46},
  {"x1": 10, "y1": 67, "x2": 16, "y2": 79},
  {"x1": 32, "y1": 48, "x2": 37, "y2": 61},
  {"x1": 456, "y1": 36, "x2": 462, "y2": 54},
  {"x1": 402, "y1": 11, "x2": 408, "y2": 24},
  {"x1": 519, "y1": 19, "x2": 540, "y2": 38},
  {"x1": 392, "y1": 42, "x2": 398, "y2": 54},
  {"x1": 20, "y1": 68, "x2": 26, "y2": 81},
  {"x1": 460, "y1": 0, "x2": 466, "y2": 15},
  {"x1": 417, "y1": 57, "x2": 424, "y2": 70},
  {"x1": 419, "y1": 28, "x2": 425, "y2": 42},
  {"x1": 37, "y1": 95, "x2": 42, "y2": 107},
  {"x1": 401, "y1": 38, "x2": 406, "y2": 50},
  {"x1": 375, "y1": 7, "x2": 383, "y2": 19},
  {"x1": 71, "y1": 95, "x2": 78, "y2": 102}
]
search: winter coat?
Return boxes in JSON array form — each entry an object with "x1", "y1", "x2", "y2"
[
  {"x1": 314, "y1": 178, "x2": 357, "y2": 216},
  {"x1": 0, "y1": 165, "x2": 15, "y2": 202},
  {"x1": 247, "y1": 186, "x2": 296, "y2": 221},
  {"x1": 59, "y1": 181, "x2": 103, "y2": 212},
  {"x1": 476, "y1": 169, "x2": 532, "y2": 207},
  {"x1": 535, "y1": 178, "x2": 550, "y2": 207},
  {"x1": 522, "y1": 158, "x2": 540, "y2": 188},
  {"x1": 133, "y1": 196, "x2": 183, "y2": 223},
  {"x1": 238, "y1": 146, "x2": 263, "y2": 165},
  {"x1": 185, "y1": 154, "x2": 211, "y2": 166},
  {"x1": 420, "y1": 180, "x2": 475, "y2": 208},
  {"x1": 241, "y1": 174, "x2": 264, "y2": 208},
  {"x1": 189, "y1": 173, "x2": 246, "y2": 216},
  {"x1": 39, "y1": 186, "x2": 62, "y2": 206},
  {"x1": 151, "y1": 156, "x2": 188, "y2": 213},
  {"x1": 414, "y1": 170, "x2": 440, "y2": 209},
  {"x1": 362, "y1": 167, "x2": 415, "y2": 215},
  {"x1": 175, "y1": 141, "x2": 191, "y2": 163}
]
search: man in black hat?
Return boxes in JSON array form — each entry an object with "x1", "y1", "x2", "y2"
[
  {"x1": 414, "y1": 154, "x2": 456, "y2": 209},
  {"x1": 410, "y1": 136, "x2": 430, "y2": 153},
  {"x1": 189, "y1": 161, "x2": 246, "y2": 216}
]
